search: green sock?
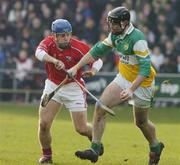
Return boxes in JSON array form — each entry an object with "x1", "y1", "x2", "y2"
[
  {"x1": 150, "y1": 142, "x2": 161, "y2": 153},
  {"x1": 91, "y1": 142, "x2": 101, "y2": 155}
]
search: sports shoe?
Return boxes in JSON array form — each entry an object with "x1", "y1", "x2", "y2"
[
  {"x1": 75, "y1": 149, "x2": 99, "y2": 163},
  {"x1": 99, "y1": 143, "x2": 104, "y2": 156},
  {"x1": 39, "y1": 156, "x2": 53, "y2": 164},
  {"x1": 87, "y1": 137, "x2": 104, "y2": 155},
  {"x1": 75, "y1": 143, "x2": 104, "y2": 163},
  {"x1": 148, "y1": 142, "x2": 164, "y2": 165}
]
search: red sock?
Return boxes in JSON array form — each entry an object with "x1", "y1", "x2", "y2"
[{"x1": 42, "y1": 148, "x2": 52, "y2": 158}]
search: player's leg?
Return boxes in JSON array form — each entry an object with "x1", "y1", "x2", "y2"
[
  {"x1": 133, "y1": 106, "x2": 158, "y2": 145},
  {"x1": 93, "y1": 81, "x2": 124, "y2": 142},
  {"x1": 38, "y1": 100, "x2": 62, "y2": 164},
  {"x1": 70, "y1": 110, "x2": 92, "y2": 141},
  {"x1": 75, "y1": 81, "x2": 124, "y2": 162},
  {"x1": 59, "y1": 81, "x2": 92, "y2": 140},
  {"x1": 38, "y1": 100, "x2": 62, "y2": 149},
  {"x1": 133, "y1": 96, "x2": 164, "y2": 165},
  {"x1": 38, "y1": 79, "x2": 64, "y2": 164}
]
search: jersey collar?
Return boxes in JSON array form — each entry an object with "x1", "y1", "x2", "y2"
[
  {"x1": 125, "y1": 23, "x2": 134, "y2": 34},
  {"x1": 118, "y1": 23, "x2": 134, "y2": 39}
]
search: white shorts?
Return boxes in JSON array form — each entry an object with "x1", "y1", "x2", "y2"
[
  {"x1": 41, "y1": 79, "x2": 87, "y2": 111},
  {"x1": 113, "y1": 73, "x2": 154, "y2": 108}
]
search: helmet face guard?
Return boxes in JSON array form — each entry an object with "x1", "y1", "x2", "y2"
[
  {"x1": 107, "y1": 7, "x2": 130, "y2": 35},
  {"x1": 107, "y1": 16, "x2": 121, "y2": 24}
]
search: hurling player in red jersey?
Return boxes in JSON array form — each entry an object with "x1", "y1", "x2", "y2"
[{"x1": 35, "y1": 19, "x2": 103, "y2": 164}]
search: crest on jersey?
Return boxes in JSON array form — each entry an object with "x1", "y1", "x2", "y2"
[
  {"x1": 123, "y1": 43, "x2": 129, "y2": 50},
  {"x1": 65, "y1": 56, "x2": 71, "y2": 62},
  {"x1": 115, "y1": 38, "x2": 122, "y2": 45}
]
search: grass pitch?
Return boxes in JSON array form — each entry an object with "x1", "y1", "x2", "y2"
[{"x1": 0, "y1": 103, "x2": 180, "y2": 165}]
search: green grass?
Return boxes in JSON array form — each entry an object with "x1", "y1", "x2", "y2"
[{"x1": 0, "y1": 103, "x2": 180, "y2": 165}]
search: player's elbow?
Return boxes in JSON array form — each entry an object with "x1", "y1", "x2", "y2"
[{"x1": 35, "y1": 48, "x2": 46, "y2": 61}]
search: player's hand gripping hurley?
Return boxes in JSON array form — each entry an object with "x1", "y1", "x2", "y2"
[
  {"x1": 64, "y1": 68, "x2": 115, "y2": 116},
  {"x1": 41, "y1": 76, "x2": 68, "y2": 107},
  {"x1": 72, "y1": 77, "x2": 115, "y2": 116},
  {"x1": 41, "y1": 68, "x2": 115, "y2": 116}
]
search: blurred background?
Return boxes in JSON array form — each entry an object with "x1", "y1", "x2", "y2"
[{"x1": 0, "y1": 0, "x2": 179, "y2": 106}]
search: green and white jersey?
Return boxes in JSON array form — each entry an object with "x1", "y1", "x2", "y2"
[{"x1": 89, "y1": 23, "x2": 156, "y2": 87}]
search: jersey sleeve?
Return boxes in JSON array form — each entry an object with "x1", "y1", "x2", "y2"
[
  {"x1": 133, "y1": 40, "x2": 151, "y2": 77},
  {"x1": 36, "y1": 37, "x2": 51, "y2": 53},
  {"x1": 89, "y1": 33, "x2": 113, "y2": 59}
]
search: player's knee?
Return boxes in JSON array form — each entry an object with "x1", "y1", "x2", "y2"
[
  {"x1": 39, "y1": 121, "x2": 51, "y2": 133},
  {"x1": 95, "y1": 101, "x2": 102, "y2": 109},
  {"x1": 134, "y1": 119, "x2": 147, "y2": 128},
  {"x1": 75, "y1": 125, "x2": 88, "y2": 136},
  {"x1": 95, "y1": 101, "x2": 106, "y2": 115}
]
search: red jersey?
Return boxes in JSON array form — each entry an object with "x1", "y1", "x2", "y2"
[{"x1": 37, "y1": 35, "x2": 91, "y2": 85}]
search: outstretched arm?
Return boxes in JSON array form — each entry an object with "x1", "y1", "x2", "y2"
[
  {"x1": 77, "y1": 52, "x2": 95, "y2": 70},
  {"x1": 82, "y1": 58, "x2": 103, "y2": 77},
  {"x1": 67, "y1": 52, "x2": 96, "y2": 77},
  {"x1": 68, "y1": 36, "x2": 113, "y2": 77}
]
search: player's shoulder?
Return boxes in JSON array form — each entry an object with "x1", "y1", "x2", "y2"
[
  {"x1": 71, "y1": 37, "x2": 90, "y2": 48},
  {"x1": 130, "y1": 28, "x2": 146, "y2": 41},
  {"x1": 70, "y1": 37, "x2": 90, "y2": 55},
  {"x1": 41, "y1": 35, "x2": 55, "y2": 46},
  {"x1": 43, "y1": 35, "x2": 54, "y2": 41}
]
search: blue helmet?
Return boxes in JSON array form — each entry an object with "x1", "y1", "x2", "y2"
[{"x1": 51, "y1": 19, "x2": 72, "y2": 34}]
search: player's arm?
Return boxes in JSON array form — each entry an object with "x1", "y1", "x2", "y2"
[
  {"x1": 129, "y1": 58, "x2": 150, "y2": 92},
  {"x1": 120, "y1": 40, "x2": 151, "y2": 100},
  {"x1": 82, "y1": 58, "x2": 103, "y2": 77},
  {"x1": 91, "y1": 58, "x2": 103, "y2": 74},
  {"x1": 68, "y1": 34, "x2": 113, "y2": 76},
  {"x1": 35, "y1": 47, "x2": 64, "y2": 70},
  {"x1": 35, "y1": 48, "x2": 56, "y2": 63}
]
